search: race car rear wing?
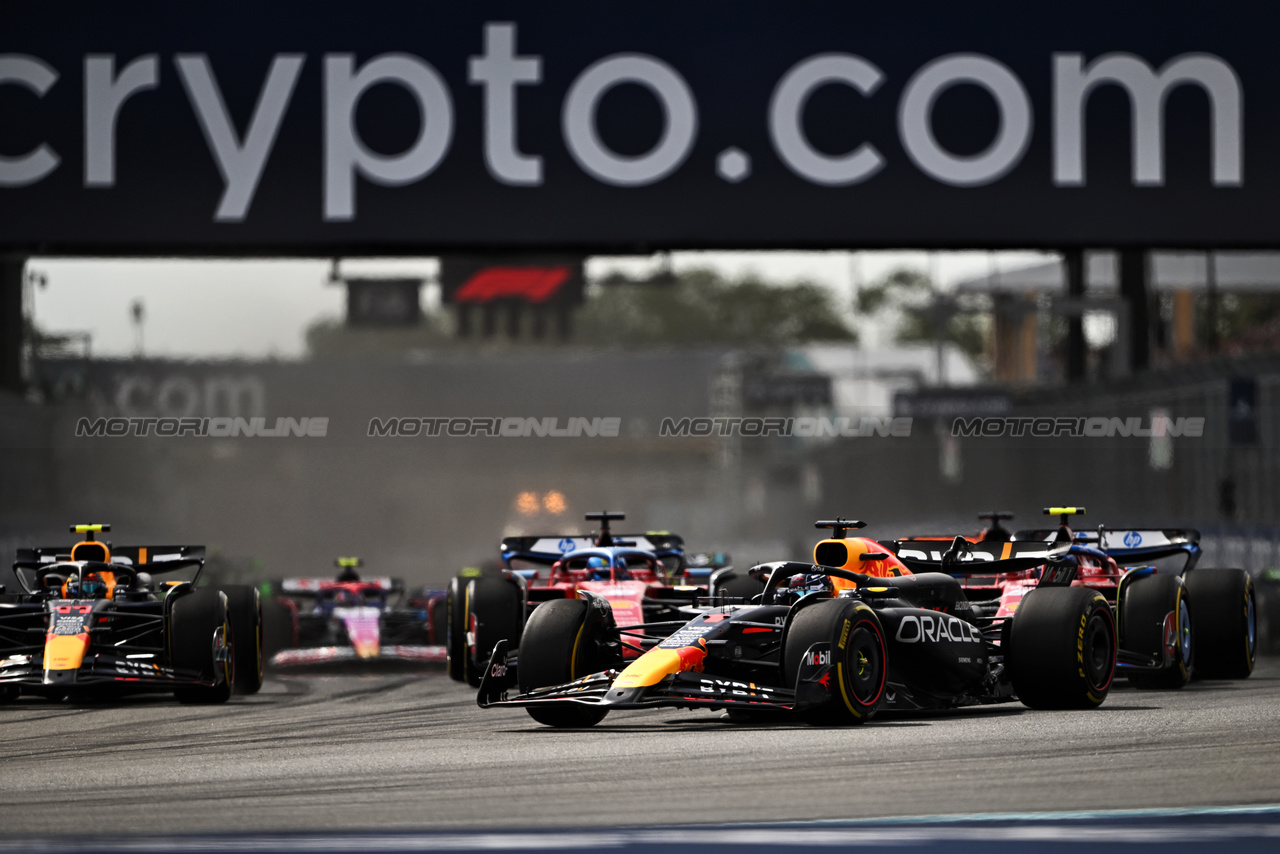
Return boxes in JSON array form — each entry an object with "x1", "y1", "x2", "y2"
[
  {"x1": 11, "y1": 544, "x2": 207, "y2": 593},
  {"x1": 278, "y1": 577, "x2": 404, "y2": 594},
  {"x1": 892, "y1": 538, "x2": 1065, "y2": 574},
  {"x1": 1068, "y1": 528, "x2": 1201, "y2": 569},
  {"x1": 14, "y1": 544, "x2": 206, "y2": 571},
  {"x1": 501, "y1": 532, "x2": 685, "y2": 565}
]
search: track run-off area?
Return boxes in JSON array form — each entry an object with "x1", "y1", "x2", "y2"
[{"x1": 1, "y1": 660, "x2": 1278, "y2": 850}]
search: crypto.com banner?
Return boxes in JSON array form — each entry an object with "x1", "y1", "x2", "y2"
[{"x1": 0, "y1": 1, "x2": 1275, "y2": 253}]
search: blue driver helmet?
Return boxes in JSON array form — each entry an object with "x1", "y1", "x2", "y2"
[{"x1": 586, "y1": 556, "x2": 609, "y2": 579}]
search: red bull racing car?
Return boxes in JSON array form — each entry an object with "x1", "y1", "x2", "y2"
[
  {"x1": 447, "y1": 512, "x2": 741, "y2": 686},
  {"x1": 271, "y1": 558, "x2": 445, "y2": 667},
  {"x1": 894, "y1": 507, "x2": 1256, "y2": 688},
  {"x1": 0, "y1": 524, "x2": 262, "y2": 703},
  {"x1": 478, "y1": 517, "x2": 1118, "y2": 727}
]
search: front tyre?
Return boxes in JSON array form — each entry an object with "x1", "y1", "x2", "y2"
[
  {"x1": 465, "y1": 576, "x2": 524, "y2": 688},
  {"x1": 1008, "y1": 587, "x2": 1115, "y2": 710},
  {"x1": 170, "y1": 589, "x2": 233, "y2": 705},
  {"x1": 1184, "y1": 569, "x2": 1256, "y2": 679},
  {"x1": 222, "y1": 585, "x2": 264, "y2": 694},
  {"x1": 518, "y1": 599, "x2": 611, "y2": 728},
  {"x1": 445, "y1": 577, "x2": 467, "y2": 682},
  {"x1": 1121, "y1": 573, "x2": 1193, "y2": 689},
  {"x1": 782, "y1": 599, "x2": 887, "y2": 725}
]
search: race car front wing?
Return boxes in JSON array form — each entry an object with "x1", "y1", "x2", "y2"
[{"x1": 477, "y1": 639, "x2": 835, "y2": 714}]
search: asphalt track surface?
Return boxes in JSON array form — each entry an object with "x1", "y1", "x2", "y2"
[{"x1": 2, "y1": 659, "x2": 1279, "y2": 849}]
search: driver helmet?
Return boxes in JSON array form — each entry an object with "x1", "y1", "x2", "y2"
[
  {"x1": 586, "y1": 556, "x2": 609, "y2": 578},
  {"x1": 80, "y1": 572, "x2": 108, "y2": 599},
  {"x1": 785, "y1": 572, "x2": 833, "y2": 600}
]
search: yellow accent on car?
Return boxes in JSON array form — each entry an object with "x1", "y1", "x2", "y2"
[
  {"x1": 614, "y1": 648, "x2": 686, "y2": 689},
  {"x1": 336, "y1": 557, "x2": 362, "y2": 567},
  {"x1": 73, "y1": 524, "x2": 107, "y2": 533},
  {"x1": 44, "y1": 634, "x2": 90, "y2": 671},
  {"x1": 1045, "y1": 507, "x2": 1084, "y2": 516}
]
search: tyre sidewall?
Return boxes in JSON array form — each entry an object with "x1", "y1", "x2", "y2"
[
  {"x1": 222, "y1": 585, "x2": 264, "y2": 693},
  {"x1": 1008, "y1": 586, "x2": 1116, "y2": 709}
]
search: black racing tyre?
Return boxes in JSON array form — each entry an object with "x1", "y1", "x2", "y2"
[
  {"x1": 0, "y1": 685, "x2": 19, "y2": 703},
  {"x1": 429, "y1": 596, "x2": 448, "y2": 647},
  {"x1": 1120, "y1": 573, "x2": 1192, "y2": 689},
  {"x1": 1184, "y1": 569, "x2": 1256, "y2": 680},
  {"x1": 518, "y1": 599, "x2": 611, "y2": 728},
  {"x1": 782, "y1": 599, "x2": 887, "y2": 725},
  {"x1": 445, "y1": 577, "x2": 467, "y2": 682},
  {"x1": 1008, "y1": 587, "x2": 1115, "y2": 709},
  {"x1": 222, "y1": 585, "x2": 264, "y2": 694},
  {"x1": 715, "y1": 573, "x2": 766, "y2": 604},
  {"x1": 465, "y1": 577, "x2": 524, "y2": 688},
  {"x1": 170, "y1": 588, "x2": 233, "y2": 705}
]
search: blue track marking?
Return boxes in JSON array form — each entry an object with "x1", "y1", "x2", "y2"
[{"x1": 2, "y1": 806, "x2": 1279, "y2": 854}]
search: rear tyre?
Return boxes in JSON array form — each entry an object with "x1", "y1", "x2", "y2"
[
  {"x1": 445, "y1": 577, "x2": 467, "y2": 682},
  {"x1": 1121, "y1": 573, "x2": 1192, "y2": 689},
  {"x1": 518, "y1": 599, "x2": 611, "y2": 728},
  {"x1": 465, "y1": 576, "x2": 524, "y2": 688},
  {"x1": 429, "y1": 596, "x2": 448, "y2": 646},
  {"x1": 1184, "y1": 569, "x2": 1256, "y2": 679},
  {"x1": 222, "y1": 585, "x2": 264, "y2": 694},
  {"x1": 782, "y1": 599, "x2": 887, "y2": 725},
  {"x1": 170, "y1": 589, "x2": 233, "y2": 705},
  {"x1": 1008, "y1": 587, "x2": 1115, "y2": 709}
]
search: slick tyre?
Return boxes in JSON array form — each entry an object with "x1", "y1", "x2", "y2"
[
  {"x1": 1008, "y1": 587, "x2": 1115, "y2": 710},
  {"x1": 170, "y1": 588, "x2": 233, "y2": 705},
  {"x1": 222, "y1": 585, "x2": 264, "y2": 694},
  {"x1": 429, "y1": 596, "x2": 448, "y2": 647},
  {"x1": 782, "y1": 599, "x2": 887, "y2": 726},
  {"x1": 1184, "y1": 569, "x2": 1256, "y2": 679},
  {"x1": 465, "y1": 576, "x2": 524, "y2": 688},
  {"x1": 715, "y1": 572, "x2": 766, "y2": 604},
  {"x1": 445, "y1": 577, "x2": 467, "y2": 682},
  {"x1": 518, "y1": 599, "x2": 611, "y2": 728},
  {"x1": 1121, "y1": 573, "x2": 1192, "y2": 689}
]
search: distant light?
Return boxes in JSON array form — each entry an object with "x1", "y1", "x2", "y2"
[
  {"x1": 543, "y1": 491, "x2": 567, "y2": 514},
  {"x1": 516, "y1": 491, "x2": 540, "y2": 515}
]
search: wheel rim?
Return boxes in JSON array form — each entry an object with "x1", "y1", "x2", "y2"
[
  {"x1": 845, "y1": 623, "x2": 885, "y2": 706},
  {"x1": 1082, "y1": 610, "x2": 1114, "y2": 690},
  {"x1": 1177, "y1": 597, "x2": 1192, "y2": 663}
]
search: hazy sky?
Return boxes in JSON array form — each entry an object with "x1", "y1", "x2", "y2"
[{"x1": 30, "y1": 251, "x2": 1057, "y2": 359}]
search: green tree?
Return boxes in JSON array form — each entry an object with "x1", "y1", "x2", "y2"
[
  {"x1": 856, "y1": 267, "x2": 986, "y2": 359},
  {"x1": 578, "y1": 268, "x2": 856, "y2": 347}
]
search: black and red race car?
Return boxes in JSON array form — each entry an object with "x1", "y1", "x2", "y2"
[
  {"x1": 447, "y1": 512, "x2": 747, "y2": 686},
  {"x1": 0, "y1": 524, "x2": 262, "y2": 703},
  {"x1": 478, "y1": 518, "x2": 1118, "y2": 727},
  {"x1": 893, "y1": 508, "x2": 1257, "y2": 688}
]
